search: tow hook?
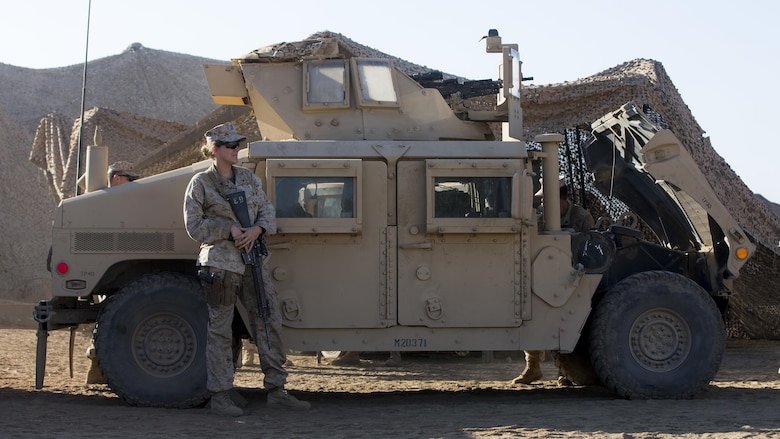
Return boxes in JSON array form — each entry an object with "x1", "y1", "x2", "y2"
[{"x1": 34, "y1": 301, "x2": 53, "y2": 324}]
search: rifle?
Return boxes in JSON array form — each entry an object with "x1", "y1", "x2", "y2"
[{"x1": 225, "y1": 191, "x2": 272, "y2": 350}]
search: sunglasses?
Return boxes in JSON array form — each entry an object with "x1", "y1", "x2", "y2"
[
  {"x1": 216, "y1": 141, "x2": 241, "y2": 149},
  {"x1": 116, "y1": 174, "x2": 137, "y2": 181}
]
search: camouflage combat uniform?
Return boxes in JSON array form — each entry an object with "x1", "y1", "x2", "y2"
[
  {"x1": 536, "y1": 199, "x2": 595, "y2": 233},
  {"x1": 184, "y1": 163, "x2": 288, "y2": 394},
  {"x1": 561, "y1": 201, "x2": 595, "y2": 232}
]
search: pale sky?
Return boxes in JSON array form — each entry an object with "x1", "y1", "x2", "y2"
[{"x1": 3, "y1": 0, "x2": 778, "y2": 202}]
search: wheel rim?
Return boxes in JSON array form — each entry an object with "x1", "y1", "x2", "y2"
[
  {"x1": 629, "y1": 308, "x2": 691, "y2": 372},
  {"x1": 132, "y1": 312, "x2": 198, "y2": 378}
]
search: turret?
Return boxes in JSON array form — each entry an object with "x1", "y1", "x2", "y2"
[{"x1": 203, "y1": 31, "x2": 524, "y2": 142}]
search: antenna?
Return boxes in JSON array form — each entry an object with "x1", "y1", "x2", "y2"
[{"x1": 75, "y1": 0, "x2": 92, "y2": 196}]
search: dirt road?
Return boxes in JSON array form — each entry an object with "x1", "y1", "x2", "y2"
[{"x1": 1, "y1": 327, "x2": 778, "y2": 438}]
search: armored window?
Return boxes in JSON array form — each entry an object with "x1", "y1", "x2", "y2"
[
  {"x1": 352, "y1": 58, "x2": 399, "y2": 107},
  {"x1": 499, "y1": 47, "x2": 524, "y2": 140},
  {"x1": 426, "y1": 159, "x2": 528, "y2": 234},
  {"x1": 267, "y1": 159, "x2": 362, "y2": 234},
  {"x1": 303, "y1": 59, "x2": 349, "y2": 110},
  {"x1": 275, "y1": 177, "x2": 355, "y2": 219},
  {"x1": 502, "y1": 47, "x2": 522, "y2": 100},
  {"x1": 434, "y1": 177, "x2": 512, "y2": 219}
]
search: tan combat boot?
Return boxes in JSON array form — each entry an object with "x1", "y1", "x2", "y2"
[
  {"x1": 511, "y1": 350, "x2": 545, "y2": 384},
  {"x1": 381, "y1": 351, "x2": 402, "y2": 367},
  {"x1": 85, "y1": 345, "x2": 106, "y2": 385},
  {"x1": 267, "y1": 388, "x2": 311, "y2": 411},
  {"x1": 242, "y1": 343, "x2": 258, "y2": 367},
  {"x1": 557, "y1": 374, "x2": 573, "y2": 387},
  {"x1": 210, "y1": 391, "x2": 243, "y2": 417},
  {"x1": 330, "y1": 351, "x2": 361, "y2": 366},
  {"x1": 227, "y1": 388, "x2": 249, "y2": 408}
]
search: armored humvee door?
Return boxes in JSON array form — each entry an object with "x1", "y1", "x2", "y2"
[
  {"x1": 261, "y1": 158, "x2": 391, "y2": 329},
  {"x1": 396, "y1": 158, "x2": 527, "y2": 328}
]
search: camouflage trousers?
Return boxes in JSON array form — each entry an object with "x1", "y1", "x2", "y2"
[{"x1": 202, "y1": 265, "x2": 288, "y2": 393}]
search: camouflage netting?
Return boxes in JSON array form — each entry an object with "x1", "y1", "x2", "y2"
[
  {"x1": 29, "y1": 108, "x2": 191, "y2": 201},
  {"x1": 0, "y1": 108, "x2": 54, "y2": 304},
  {"x1": 3, "y1": 32, "x2": 778, "y2": 338},
  {"x1": 522, "y1": 58, "x2": 780, "y2": 254},
  {"x1": 132, "y1": 105, "x2": 260, "y2": 177}
]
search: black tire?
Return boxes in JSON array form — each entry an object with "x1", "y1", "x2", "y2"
[
  {"x1": 95, "y1": 272, "x2": 209, "y2": 408},
  {"x1": 588, "y1": 271, "x2": 724, "y2": 399}
]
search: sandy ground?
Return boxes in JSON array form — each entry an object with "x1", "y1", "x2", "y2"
[{"x1": 1, "y1": 325, "x2": 779, "y2": 439}]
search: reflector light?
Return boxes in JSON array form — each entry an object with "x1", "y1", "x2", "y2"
[
  {"x1": 56, "y1": 262, "x2": 69, "y2": 275},
  {"x1": 735, "y1": 247, "x2": 749, "y2": 260}
]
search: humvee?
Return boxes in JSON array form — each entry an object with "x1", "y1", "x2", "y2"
[{"x1": 34, "y1": 30, "x2": 755, "y2": 406}]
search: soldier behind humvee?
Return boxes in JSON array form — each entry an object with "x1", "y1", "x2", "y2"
[
  {"x1": 513, "y1": 177, "x2": 594, "y2": 387},
  {"x1": 107, "y1": 161, "x2": 140, "y2": 187}
]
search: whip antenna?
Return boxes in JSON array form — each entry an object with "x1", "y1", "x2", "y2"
[{"x1": 75, "y1": 0, "x2": 92, "y2": 195}]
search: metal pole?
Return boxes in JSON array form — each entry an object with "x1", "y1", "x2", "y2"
[{"x1": 536, "y1": 133, "x2": 564, "y2": 231}]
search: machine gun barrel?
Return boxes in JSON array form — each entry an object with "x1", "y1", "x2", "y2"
[{"x1": 411, "y1": 71, "x2": 502, "y2": 99}]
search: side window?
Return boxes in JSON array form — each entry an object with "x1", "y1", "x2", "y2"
[
  {"x1": 352, "y1": 58, "x2": 399, "y2": 107},
  {"x1": 426, "y1": 159, "x2": 524, "y2": 234},
  {"x1": 303, "y1": 59, "x2": 349, "y2": 110},
  {"x1": 434, "y1": 177, "x2": 512, "y2": 218},
  {"x1": 275, "y1": 177, "x2": 354, "y2": 219},
  {"x1": 267, "y1": 159, "x2": 362, "y2": 234}
]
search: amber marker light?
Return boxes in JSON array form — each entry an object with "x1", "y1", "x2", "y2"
[{"x1": 735, "y1": 247, "x2": 749, "y2": 260}]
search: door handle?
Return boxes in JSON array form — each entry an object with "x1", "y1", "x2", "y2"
[{"x1": 399, "y1": 241, "x2": 433, "y2": 249}]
